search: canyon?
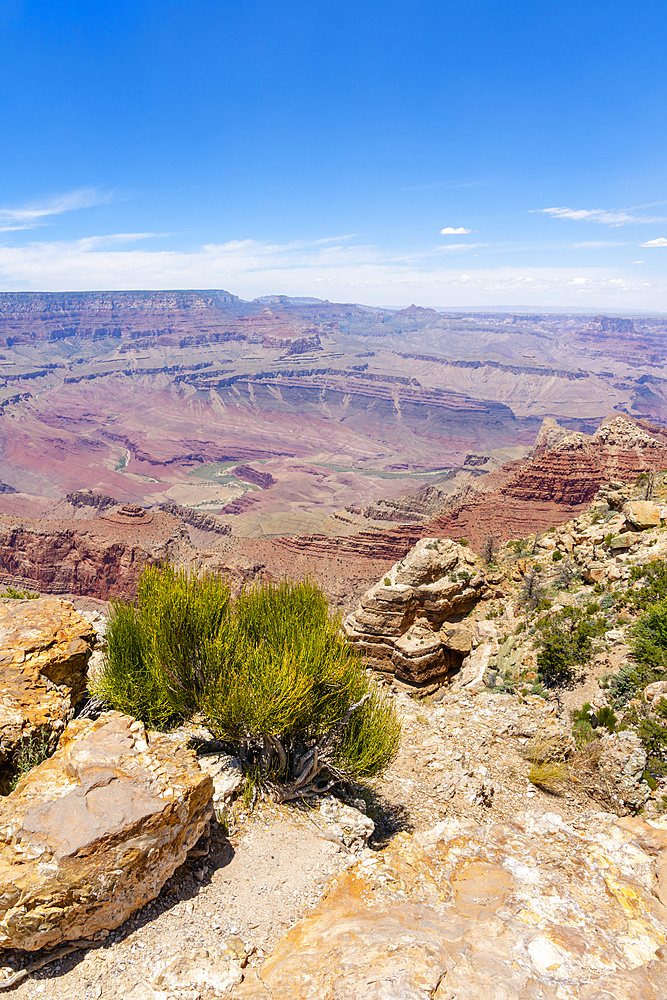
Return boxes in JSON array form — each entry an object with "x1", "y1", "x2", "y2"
[{"x1": 1, "y1": 290, "x2": 666, "y2": 601}]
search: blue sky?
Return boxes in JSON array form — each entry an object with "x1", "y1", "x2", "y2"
[{"x1": 1, "y1": 0, "x2": 666, "y2": 309}]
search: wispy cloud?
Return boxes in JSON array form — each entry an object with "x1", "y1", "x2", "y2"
[
  {"x1": 0, "y1": 188, "x2": 111, "y2": 231},
  {"x1": 0, "y1": 235, "x2": 665, "y2": 310},
  {"x1": 438, "y1": 243, "x2": 487, "y2": 250},
  {"x1": 538, "y1": 207, "x2": 637, "y2": 226},
  {"x1": 440, "y1": 227, "x2": 471, "y2": 235},
  {"x1": 640, "y1": 237, "x2": 667, "y2": 247},
  {"x1": 571, "y1": 241, "x2": 628, "y2": 248},
  {"x1": 537, "y1": 206, "x2": 667, "y2": 227}
]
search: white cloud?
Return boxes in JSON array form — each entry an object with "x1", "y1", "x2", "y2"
[
  {"x1": 633, "y1": 260, "x2": 645, "y2": 264},
  {"x1": 438, "y1": 243, "x2": 487, "y2": 250},
  {"x1": 0, "y1": 188, "x2": 110, "y2": 229},
  {"x1": 1, "y1": 234, "x2": 666, "y2": 309},
  {"x1": 440, "y1": 226, "x2": 471, "y2": 235},
  {"x1": 640, "y1": 237, "x2": 667, "y2": 247},
  {"x1": 538, "y1": 207, "x2": 637, "y2": 226}
]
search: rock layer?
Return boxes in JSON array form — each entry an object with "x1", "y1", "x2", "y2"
[
  {"x1": 343, "y1": 538, "x2": 488, "y2": 685},
  {"x1": 0, "y1": 712, "x2": 213, "y2": 951}
]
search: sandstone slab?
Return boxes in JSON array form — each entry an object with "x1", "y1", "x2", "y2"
[
  {"x1": 235, "y1": 813, "x2": 667, "y2": 1000},
  {"x1": 624, "y1": 500, "x2": 661, "y2": 530},
  {"x1": 0, "y1": 711, "x2": 213, "y2": 950},
  {"x1": 0, "y1": 597, "x2": 96, "y2": 791}
]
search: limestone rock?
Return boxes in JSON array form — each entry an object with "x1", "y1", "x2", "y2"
[
  {"x1": 236, "y1": 813, "x2": 667, "y2": 1000},
  {"x1": 319, "y1": 795, "x2": 374, "y2": 849},
  {"x1": 344, "y1": 538, "x2": 486, "y2": 685},
  {"x1": 0, "y1": 597, "x2": 96, "y2": 791},
  {"x1": 644, "y1": 680, "x2": 667, "y2": 706},
  {"x1": 624, "y1": 499, "x2": 661, "y2": 530},
  {"x1": 610, "y1": 531, "x2": 635, "y2": 550},
  {"x1": 598, "y1": 729, "x2": 651, "y2": 813},
  {"x1": 440, "y1": 623, "x2": 473, "y2": 653},
  {"x1": 152, "y1": 950, "x2": 244, "y2": 994},
  {"x1": 0, "y1": 711, "x2": 213, "y2": 951}
]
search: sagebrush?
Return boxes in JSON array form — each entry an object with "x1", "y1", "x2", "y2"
[{"x1": 94, "y1": 567, "x2": 400, "y2": 798}]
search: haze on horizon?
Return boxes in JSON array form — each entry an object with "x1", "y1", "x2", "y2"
[{"x1": 0, "y1": 0, "x2": 666, "y2": 311}]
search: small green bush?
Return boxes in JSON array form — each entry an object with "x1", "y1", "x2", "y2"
[
  {"x1": 631, "y1": 598, "x2": 667, "y2": 669},
  {"x1": 606, "y1": 661, "x2": 661, "y2": 707},
  {"x1": 552, "y1": 549, "x2": 563, "y2": 562},
  {"x1": 628, "y1": 559, "x2": 667, "y2": 608},
  {"x1": 94, "y1": 568, "x2": 400, "y2": 798},
  {"x1": 2, "y1": 586, "x2": 39, "y2": 600},
  {"x1": 536, "y1": 608, "x2": 606, "y2": 687},
  {"x1": 9, "y1": 731, "x2": 53, "y2": 790}
]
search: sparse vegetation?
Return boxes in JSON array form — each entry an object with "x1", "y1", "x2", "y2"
[
  {"x1": 535, "y1": 607, "x2": 606, "y2": 687},
  {"x1": 482, "y1": 533, "x2": 498, "y2": 563},
  {"x1": 9, "y1": 731, "x2": 53, "y2": 790},
  {"x1": 94, "y1": 566, "x2": 401, "y2": 799},
  {"x1": 2, "y1": 586, "x2": 39, "y2": 599},
  {"x1": 528, "y1": 761, "x2": 568, "y2": 791}
]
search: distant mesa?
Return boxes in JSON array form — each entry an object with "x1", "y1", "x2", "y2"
[
  {"x1": 103, "y1": 503, "x2": 153, "y2": 525},
  {"x1": 231, "y1": 465, "x2": 276, "y2": 489},
  {"x1": 66, "y1": 489, "x2": 117, "y2": 510}
]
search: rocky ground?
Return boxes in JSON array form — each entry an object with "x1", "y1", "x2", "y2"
[{"x1": 2, "y1": 472, "x2": 667, "y2": 998}]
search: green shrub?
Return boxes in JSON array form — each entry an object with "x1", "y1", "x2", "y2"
[
  {"x1": 384, "y1": 577, "x2": 391, "y2": 586},
  {"x1": 536, "y1": 607, "x2": 606, "y2": 687},
  {"x1": 552, "y1": 549, "x2": 563, "y2": 562},
  {"x1": 93, "y1": 564, "x2": 232, "y2": 728},
  {"x1": 627, "y1": 559, "x2": 667, "y2": 607},
  {"x1": 631, "y1": 598, "x2": 667, "y2": 669},
  {"x1": 94, "y1": 568, "x2": 400, "y2": 799},
  {"x1": 606, "y1": 661, "x2": 661, "y2": 708},
  {"x1": 2, "y1": 586, "x2": 39, "y2": 599},
  {"x1": 9, "y1": 731, "x2": 53, "y2": 790}
]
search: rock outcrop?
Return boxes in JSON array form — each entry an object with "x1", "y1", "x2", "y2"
[
  {"x1": 238, "y1": 812, "x2": 667, "y2": 1000},
  {"x1": 344, "y1": 538, "x2": 489, "y2": 686},
  {"x1": 0, "y1": 512, "x2": 189, "y2": 599},
  {"x1": 0, "y1": 712, "x2": 213, "y2": 951},
  {"x1": 0, "y1": 597, "x2": 95, "y2": 791}
]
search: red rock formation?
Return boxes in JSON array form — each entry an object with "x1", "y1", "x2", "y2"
[
  {"x1": 0, "y1": 512, "x2": 188, "y2": 599},
  {"x1": 231, "y1": 465, "x2": 276, "y2": 489}
]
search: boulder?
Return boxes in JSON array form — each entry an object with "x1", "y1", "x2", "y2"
[
  {"x1": 344, "y1": 538, "x2": 486, "y2": 686},
  {"x1": 318, "y1": 795, "x2": 374, "y2": 849},
  {"x1": 236, "y1": 813, "x2": 667, "y2": 1000},
  {"x1": 0, "y1": 711, "x2": 213, "y2": 951},
  {"x1": 582, "y1": 563, "x2": 606, "y2": 584},
  {"x1": 598, "y1": 730, "x2": 651, "y2": 813},
  {"x1": 644, "y1": 680, "x2": 667, "y2": 706},
  {"x1": 610, "y1": 531, "x2": 635, "y2": 550},
  {"x1": 440, "y1": 623, "x2": 473, "y2": 654},
  {"x1": 0, "y1": 597, "x2": 96, "y2": 792},
  {"x1": 624, "y1": 500, "x2": 661, "y2": 530}
]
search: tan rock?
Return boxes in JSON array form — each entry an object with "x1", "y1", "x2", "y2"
[
  {"x1": 624, "y1": 500, "x2": 661, "y2": 530},
  {"x1": 236, "y1": 814, "x2": 667, "y2": 1000},
  {"x1": 344, "y1": 539, "x2": 486, "y2": 685},
  {"x1": 440, "y1": 623, "x2": 473, "y2": 653},
  {"x1": 0, "y1": 711, "x2": 213, "y2": 951},
  {"x1": 644, "y1": 680, "x2": 667, "y2": 706},
  {"x1": 582, "y1": 563, "x2": 606, "y2": 584},
  {"x1": 598, "y1": 730, "x2": 651, "y2": 813},
  {"x1": 0, "y1": 597, "x2": 96, "y2": 791}
]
